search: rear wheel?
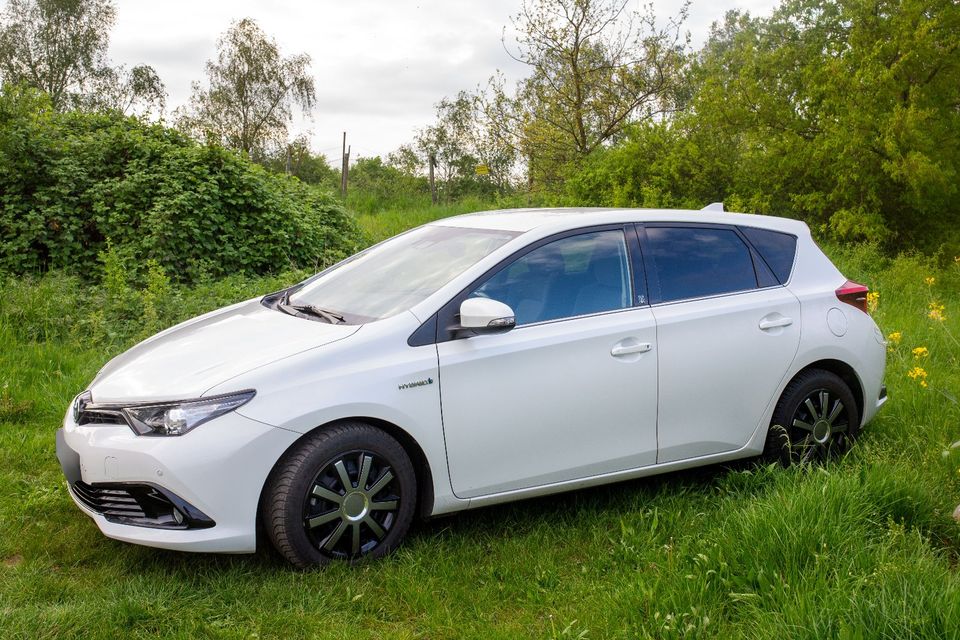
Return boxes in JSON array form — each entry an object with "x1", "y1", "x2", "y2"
[
  {"x1": 765, "y1": 369, "x2": 860, "y2": 466},
  {"x1": 263, "y1": 422, "x2": 417, "y2": 568}
]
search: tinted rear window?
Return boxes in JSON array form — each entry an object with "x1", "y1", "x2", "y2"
[
  {"x1": 646, "y1": 227, "x2": 757, "y2": 302},
  {"x1": 740, "y1": 227, "x2": 797, "y2": 284}
]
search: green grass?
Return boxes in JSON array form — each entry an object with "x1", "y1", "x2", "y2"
[
  {"x1": 356, "y1": 195, "x2": 532, "y2": 243},
  {"x1": 1, "y1": 233, "x2": 959, "y2": 638}
]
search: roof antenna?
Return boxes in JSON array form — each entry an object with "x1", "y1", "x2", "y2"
[{"x1": 701, "y1": 202, "x2": 724, "y2": 212}]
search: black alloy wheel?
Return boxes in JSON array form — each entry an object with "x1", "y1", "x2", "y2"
[
  {"x1": 263, "y1": 422, "x2": 417, "y2": 568},
  {"x1": 304, "y1": 450, "x2": 400, "y2": 559},
  {"x1": 766, "y1": 369, "x2": 861, "y2": 466}
]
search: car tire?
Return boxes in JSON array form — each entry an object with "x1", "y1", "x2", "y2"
[
  {"x1": 765, "y1": 369, "x2": 861, "y2": 466},
  {"x1": 262, "y1": 421, "x2": 417, "y2": 568}
]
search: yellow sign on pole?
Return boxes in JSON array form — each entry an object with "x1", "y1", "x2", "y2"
[{"x1": 475, "y1": 164, "x2": 490, "y2": 176}]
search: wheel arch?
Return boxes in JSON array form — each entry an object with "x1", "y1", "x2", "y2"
[
  {"x1": 791, "y1": 359, "x2": 865, "y2": 424},
  {"x1": 256, "y1": 416, "x2": 436, "y2": 546}
]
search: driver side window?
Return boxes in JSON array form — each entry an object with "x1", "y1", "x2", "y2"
[{"x1": 470, "y1": 230, "x2": 632, "y2": 325}]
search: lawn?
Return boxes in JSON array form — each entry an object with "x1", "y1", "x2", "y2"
[{"x1": 1, "y1": 212, "x2": 959, "y2": 639}]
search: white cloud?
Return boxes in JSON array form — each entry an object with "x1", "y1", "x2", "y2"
[{"x1": 106, "y1": 0, "x2": 778, "y2": 160}]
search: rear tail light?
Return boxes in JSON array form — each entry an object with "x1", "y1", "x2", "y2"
[{"x1": 836, "y1": 280, "x2": 869, "y2": 314}]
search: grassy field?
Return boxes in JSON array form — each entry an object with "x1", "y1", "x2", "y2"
[{"x1": 1, "y1": 209, "x2": 960, "y2": 638}]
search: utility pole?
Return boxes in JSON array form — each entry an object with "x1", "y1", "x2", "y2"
[
  {"x1": 428, "y1": 153, "x2": 437, "y2": 205},
  {"x1": 340, "y1": 131, "x2": 350, "y2": 199}
]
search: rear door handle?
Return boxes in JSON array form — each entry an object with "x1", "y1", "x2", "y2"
[
  {"x1": 759, "y1": 316, "x2": 793, "y2": 330},
  {"x1": 611, "y1": 342, "x2": 652, "y2": 356}
]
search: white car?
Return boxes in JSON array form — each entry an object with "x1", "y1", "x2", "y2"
[{"x1": 56, "y1": 208, "x2": 887, "y2": 567}]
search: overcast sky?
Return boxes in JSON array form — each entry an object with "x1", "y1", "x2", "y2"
[{"x1": 105, "y1": 0, "x2": 779, "y2": 162}]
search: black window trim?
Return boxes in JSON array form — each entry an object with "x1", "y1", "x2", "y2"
[
  {"x1": 408, "y1": 223, "x2": 649, "y2": 346},
  {"x1": 637, "y1": 221, "x2": 788, "y2": 306}
]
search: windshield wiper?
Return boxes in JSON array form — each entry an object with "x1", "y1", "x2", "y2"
[{"x1": 280, "y1": 302, "x2": 346, "y2": 324}]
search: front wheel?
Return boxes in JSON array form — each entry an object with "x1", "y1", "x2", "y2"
[
  {"x1": 765, "y1": 369, "x2": 861, "y2": 466},
  {"x1": 262, "y1": 422, "x2": 417, "y2": 568}
]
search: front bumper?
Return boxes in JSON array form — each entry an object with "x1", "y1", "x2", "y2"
[{"x1": 58, "y1": 406, "x2": 301, "y2": 553}]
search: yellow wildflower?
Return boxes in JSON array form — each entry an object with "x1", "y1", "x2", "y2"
[
  {"x1": 867, "y1": 291, "x2": 879, "y2": 311},
  {"x1": 912, "y1": 346, "x2": 929, "y2": 359},
  {"x1": 887, "y1": 331, "x2": 902, "y2": 344},
  {"x1": 907, "y1": 366, "x2": 928, "y2": 387},
  {"x1": 929, "y1": 301, "x2": 946, "y2": 322},
  {"x1": 925, "y1": 276, "x2": 936, "y2": 286}
]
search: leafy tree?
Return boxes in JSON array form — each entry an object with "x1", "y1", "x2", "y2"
[
  {"x1": 0, "y1": 0, "x2": 113, "y2": 110},
  {"x1": 412, "y1": 91, "x2": 516, "y2": 201},
  {"x1": 415, "y1": 92, "x2": 476, "y2": 199},
  {"x1": 484, "y1": 0, "x2": 689, "y2": 185},
  {"x1": 179, "y1": 18, "x2": 316, "y2": 160},
  {"x1": 263, "y1": 135, "x2": 338, "y2": 188},
  {"x1": 690, "y1": 0, "x2": 960, "y2": 248},
  {"x1": 83, "y1": 63, "x2": 166, "y2": 117},
  {"x1": 0, "y1": 0, "x2": 163, "y2": 114},
  {"x1": 565, "y1": 0, "x2": 960, "y2": 254}
]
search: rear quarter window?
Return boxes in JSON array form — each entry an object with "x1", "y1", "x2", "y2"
[{"x1": 740, "y1": 226, "x2": 798, "y2": 284}]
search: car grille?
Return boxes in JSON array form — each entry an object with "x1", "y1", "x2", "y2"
[{"x1": 70, "y1": 481, "x2": 215, "y2": 529}]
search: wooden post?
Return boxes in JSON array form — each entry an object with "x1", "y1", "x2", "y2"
[
  {"x1": 340, "y1": 132, "x2": 350, "y2": 198},
  {"x1": 428, "y1": 153, "x2": 437, "y2": 205}
]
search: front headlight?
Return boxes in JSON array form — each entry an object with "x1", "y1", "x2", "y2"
[{"x1": 122, "y1": 390, "x2": 256, "y2": 436}]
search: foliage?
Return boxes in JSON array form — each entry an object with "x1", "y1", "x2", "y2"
[
  {"x1": 0, "y1": 0, "x2": 164, "y2": 114},
  {"x1": 356, "y1": 195, "x2": 525, "y2": 243},
  {"x1": 344, "y1": 156, "x2": 430, "y2": 216},
  {"x1": 262, "y1": 135, "x2": 339, "y2": 188},
  {"x1": 178, "y1": 18, "x2": 316, "y2": 160},
  {"x1": 694, "y1": 0, "x2": 960, "y2": 248},
  {"x1": 409, "y1": 91, "x2": 516, "y2": 200},
  {"x1": 561, "y1": 0, "x2": 960, "y2": 254},
  {"x1": 0, "y1": 85, "x2": 361, "y2": 282},
  {"x1": 562, "y1": 120, "x2": 733, "y2": 209},
  {"x1": 80, "y1": 63, "x2": 166, "y2": 117},
  {"x1": 485, "y1": 0, "x2": 689, "y2": 186}
]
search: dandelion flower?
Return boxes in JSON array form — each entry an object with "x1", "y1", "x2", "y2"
[
  {"x1": 912, "y1": 346, "x2": 929, "y2": 359},
  {"x1": 867, "y1": 291, "x2": 879, "y2": 311},
  {"x1": 887, "y1": 331, "x2": 902, "y2": 344},
  {"x1": 925, "y1": 276, "x2": 936, "y2": 286}
]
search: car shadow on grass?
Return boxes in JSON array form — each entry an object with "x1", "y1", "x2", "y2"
[{"x1": 86, "y1": 457, "x2": 773, "y2": 575}]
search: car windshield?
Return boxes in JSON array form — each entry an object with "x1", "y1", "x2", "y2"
[{"x1": 288, "y1": 225, "x2": 519, "y2": 323}]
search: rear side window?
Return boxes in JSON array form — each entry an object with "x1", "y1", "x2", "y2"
[
  {"x1": 740, "y1": 227, "x2": 797, "y2": 284},
  {"x1": 646, "y1": 227, "x2": 757, "y2": 302}
]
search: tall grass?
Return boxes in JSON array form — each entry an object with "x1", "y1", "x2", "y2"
[{"x1": 355, "y1": 194, "x2": 534, "y2": 243}]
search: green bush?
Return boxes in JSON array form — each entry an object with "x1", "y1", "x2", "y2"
[{"x1": 0, "y1": 85, "x2": 362, "y2": 282}]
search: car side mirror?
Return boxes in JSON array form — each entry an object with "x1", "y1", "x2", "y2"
[{"x1": 459, "y1": 298, "x2": 516, "y2": 333}]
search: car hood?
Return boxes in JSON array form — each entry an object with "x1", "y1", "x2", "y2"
[{"x1": 89, "y1": 299, "x2": 360, "y2": 403}]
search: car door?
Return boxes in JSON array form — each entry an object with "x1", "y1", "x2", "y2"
[
  {"x1": 639, "y1": 224, "x2": 801, "y2": 463},
  {"x1": 436, "y1": 227, "x2": 659, "y2": 499}
]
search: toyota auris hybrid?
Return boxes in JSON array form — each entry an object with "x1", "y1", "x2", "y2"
[{"x1": 56, "y1": 208, "x2": 887, "y2": 567}]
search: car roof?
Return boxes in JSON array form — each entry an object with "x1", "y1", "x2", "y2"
[{"x1": 429, "y1": 207, "x2": 808, "y2": 236}]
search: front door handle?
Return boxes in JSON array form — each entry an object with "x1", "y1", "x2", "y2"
[
  {"x1": 611, "y1": 342, "x2": 652, "y2": 356},
  {"x1": 759, "y1": 315, "x2": 793, "y2": 330}
]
